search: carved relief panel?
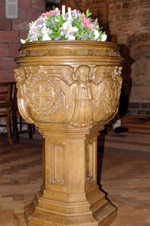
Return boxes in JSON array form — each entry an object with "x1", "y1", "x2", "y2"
[
  {"x1": 86, "y1": 143, "x2": 94, "y2": 182},
  {"x1": 85, "y1": 135, "x2": 98, "y2": 187},
  {"x1": 46, "y1": 141, "x2": 66, "y2": 191},
  {"x1": 15, "y1": 64, "x2": 122, "y2": 127},
  {"x1": 86, "y1": 141, "x2": 96, "y2": 183}
]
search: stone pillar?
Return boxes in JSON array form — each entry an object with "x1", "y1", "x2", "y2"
[{"x1": 25, "y1": 123, "x2": 116, "y2": 225}]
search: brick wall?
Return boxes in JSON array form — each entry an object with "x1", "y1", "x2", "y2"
[
  {"x1": 108, "y1": 0, "x2": 150, "y2": 44},
  {"x1": 0, "y1": 0, "x2": 45, "y2": 82},
  {"x1": 128, "y1": 102, "x2": 150, "y2": 116}
]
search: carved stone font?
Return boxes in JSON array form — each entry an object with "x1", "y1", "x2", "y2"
[{"x1": 15, "y1": 41, "x2": 123, "y2": 226}]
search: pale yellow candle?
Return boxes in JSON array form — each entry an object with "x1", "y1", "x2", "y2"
[
  {"x1": 62, "y1": 5, "x2": 65, "y2": 16},
  {"x1": 68, "y1": 7, "x2": 71, "y2": 19}
]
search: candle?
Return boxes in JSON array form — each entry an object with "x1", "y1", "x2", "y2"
[
  {"x1": 68, "y1": 7, "x2": 71, "y2": 19},
  {"x1": 62, "y1": 5, "x2": 65, "y2": 17}
]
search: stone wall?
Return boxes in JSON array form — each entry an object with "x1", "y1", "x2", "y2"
[{"x1": 0, "y1": 0, "x2": 45, "y2": 82}]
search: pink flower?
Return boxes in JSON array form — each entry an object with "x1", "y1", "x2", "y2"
[
  {"x1": 29, "y1": 21, "x2": 34, "y2": 27},
  {"x1": 42, "y1": 10, "x2": 59, "y2": 17},
  {"x1": 81, "y1": 17, "x2": 94, "y2": 29}
]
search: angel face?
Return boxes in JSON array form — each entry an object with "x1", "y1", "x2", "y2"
[{"x1": 75, "y1": 66, "x2": 90, "y2": 83}]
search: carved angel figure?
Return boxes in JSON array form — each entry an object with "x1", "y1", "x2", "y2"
[
  {"x1": 70, "y1": 65, "x2": 93, "y2": 126},
  {"x1": 57, "y1": 65, "x2": 93, "y2": 126},
  {"x1": 60, "y1": 65, "x2": 122, "y2": 126}
]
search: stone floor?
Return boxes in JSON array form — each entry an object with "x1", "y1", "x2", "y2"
[{"x1": 0, "y1": 116, "x2": 150, "y2": 226}]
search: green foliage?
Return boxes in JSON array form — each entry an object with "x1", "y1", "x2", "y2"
[{"x1": 86, "y1": 9, "x2": 92, "y2": 18}]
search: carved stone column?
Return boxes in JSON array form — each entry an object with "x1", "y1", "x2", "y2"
[{"x1": 15, "y1": 40, "x2": 122, "y2": 226}]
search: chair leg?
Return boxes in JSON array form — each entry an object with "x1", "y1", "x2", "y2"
[
  {"x1": 28, "y1": 124, "x2": 33, "y2": 139},
  {"x1": 12, "y1": 109, "x2": 19, "y2": 143},
  {"x1": 6, "y1": 115, "x2": 13, "y2": 144}
]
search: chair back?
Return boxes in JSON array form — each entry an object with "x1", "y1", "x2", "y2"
[{"x1": 0, "y1": 82, "x2": 16, "y2": 112}]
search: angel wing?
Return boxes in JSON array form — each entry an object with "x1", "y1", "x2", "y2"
[
  {"x1": 91, "y1": 65, "x2": 122, "y2": 122},
  {"x1": 38, "y1": 65, "x2": 75, "y2": 85},
  {"x1": 92, "y1": 65, "x2": 114, "y2": 85}
]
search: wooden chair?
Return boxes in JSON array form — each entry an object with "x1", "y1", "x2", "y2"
[
  {"x1": 12, "y1": 90, "x2": 35, "y2": 142},
  {"x1": 0, "y1": 82, "x2": 16, "y2": 144},
  {"x1": 13, "y1": 113, "x2": 34, "y2": 142}
]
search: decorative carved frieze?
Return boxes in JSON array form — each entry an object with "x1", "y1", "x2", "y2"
[
  {"x1": 18, "y1": 47, "x2": 120, "y2": 57},
  {"x1": 15, "y1": 64, "x2": 122, "y2": 127}
]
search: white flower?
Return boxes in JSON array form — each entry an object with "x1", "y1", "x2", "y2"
[
  {"x1": 20, "y1": 39, "x2": 25, "y2": 44},
  {"x1": 67, "y1": 35, "x2": 76, "y2": 40},
  {"x1": 72, "y1": 26, "x2": 78, "y2": 32},
  {"x1": 42, "y1": 26, "x2": 52, "y2": 40},
  {"x1": 94, "y1": 30, "x2": 99, "y2": 39},
  {"x1": 101, "y1": 34, "x2": 107, "y2": 41},
  {"x1": 42, "y1": 34, "x2": 51, "y2": 41},
  {"x1": 62, "y1": 21, "x2": 78, "y2": 33},
  {"x1": 42, "y1": 26, "x2": 49, "y2": 35},
  {"x1": 62, "y1": 21, "x2": 70, "y2": 30}
]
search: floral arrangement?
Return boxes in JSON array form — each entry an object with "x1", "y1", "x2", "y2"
[{"x1": 21, "y1": 6, "x2": 107, "y2": 43}]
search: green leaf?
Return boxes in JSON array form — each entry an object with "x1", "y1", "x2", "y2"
[{"x1": 86, "y1": 9, "x2": 92, "y2": 18}]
